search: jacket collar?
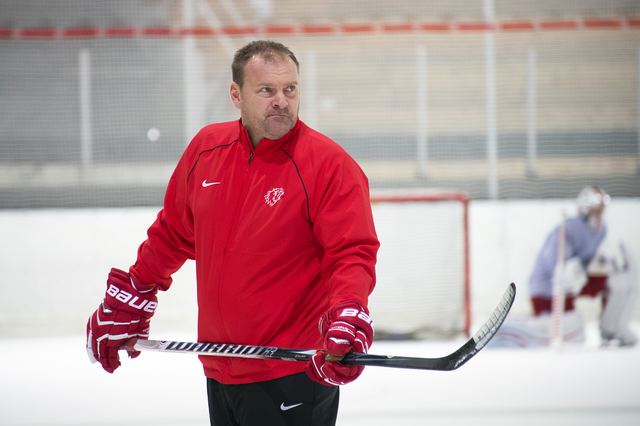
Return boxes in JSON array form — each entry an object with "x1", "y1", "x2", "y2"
[{"x1": 238, "y1": 118, "x2": 302, "y2": 156}]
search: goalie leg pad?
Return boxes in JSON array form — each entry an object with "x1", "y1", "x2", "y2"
[{"x1": 600, "y1": 265, "x2": 638, "y2": 346}]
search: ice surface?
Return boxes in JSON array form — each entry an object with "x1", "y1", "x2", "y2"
[
  {"x1": 1, "y1": 324, "x2": 638, "y2": 426},
  {"x1": 1, "y1": 203, "x2": 639, "y2": 424}
]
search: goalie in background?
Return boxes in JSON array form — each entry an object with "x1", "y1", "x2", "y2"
[{"x1": 492, "y1": 186, "x2": 638, "y2": 348}]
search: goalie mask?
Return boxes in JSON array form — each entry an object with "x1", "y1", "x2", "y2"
[{"x1": 576, "y1": 186, "x2": 610, "y2": 229}]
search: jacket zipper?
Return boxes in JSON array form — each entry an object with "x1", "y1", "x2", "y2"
[{"x1": 219, "y1": 146, "x2": 254, "y2": 339}]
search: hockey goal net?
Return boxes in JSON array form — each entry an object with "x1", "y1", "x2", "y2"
[{"x1": 368, "y1": 192, "x2": 470, "y2": 338}]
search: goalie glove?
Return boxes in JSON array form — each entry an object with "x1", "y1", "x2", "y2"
[
  {"x1": 554, "y1": 257, "x2": 587, "y2": 295},
  {"x1": 305, "y1": 304, "x2": 374, "y2": 386},
  {"x1": 588, "y1": 239, "x2": 631, "y2": 276},
  {"x1": 86, "y1": 268, "x2": 158, "y2": 373}
]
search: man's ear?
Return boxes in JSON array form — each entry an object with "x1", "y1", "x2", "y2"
[{"x1": 230, "y1": 82, "x2": 241, "y2": 109}]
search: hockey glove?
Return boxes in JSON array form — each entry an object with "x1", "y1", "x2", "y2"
[
  {"x1": 554, "y1": 257, "x2": 588, "y2": 295},
  {"x1": 306, "y1": 304, "x2": 374, "y2": 386},
  {"x1": 86, "y1": 268, "x2": 158, "y2": 373}
]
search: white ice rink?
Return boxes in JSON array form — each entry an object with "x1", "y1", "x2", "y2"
[
  {"x1": 1, "y1": 202, "x2": 639, "y2": 425},
  {"x1": 1, "y1": 325, "x2": 639, "y2": 426}
]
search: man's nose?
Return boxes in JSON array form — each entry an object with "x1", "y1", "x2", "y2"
[{"x1": 272, "y1": 91, "x2": 288, "y2": 110}]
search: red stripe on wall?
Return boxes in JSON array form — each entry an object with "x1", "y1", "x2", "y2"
[
  {"x1": 264, "y1": 25, "x2": 296, "y2": 34},
  {"x1": 539, "y1": 20, "x2": 579, "y2": 30},
  {"x1": 301, "y1": 24, "x2": 334, "y2": 34},
  {"x1": 419, "y1": 23, "x2": 452, "y2": 32},
  {"x1": 500, "y1": 21, "x2": 536, "y2": 31},
  {"x1": 3, "y1": 18, "x2": 639, "y2": 40},
  {"x1": 63, "y1": 27, "x2": 100, "y2": 38},
  {"x1": 141, "y1": 27, "x2": 174, "y2": 36},
  {"x1": 20, "y1": 28, "x2": 58, "y2": 38},
  {"x1": 220, "y1": 26, "x2": 257, "y2": 35},
  {"x1": 457, "y1": 22, "x2": 495, "y2": 31},
  {"x1": 627, "y1": 18, "x2": 640, "y2": 28},
  {"x1": 341, "y1": 23, "x2": 376, "y2": 33},
  {"x1": 104, "y1": 27, "x2": 137, "y2": 37},
  {"x1": 382, "y1": 23, "x2": 415, "y2": 32},
  {"x1": 178, "y1": 26, "x2": 216, "y2": 36},
  {"x1": 583, "y1": 18, "x2": 623, "y2": 29}
]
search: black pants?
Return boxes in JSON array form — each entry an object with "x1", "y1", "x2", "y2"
[{"x1": 206, "y1": 372, "x2": 339, "y2": 426}]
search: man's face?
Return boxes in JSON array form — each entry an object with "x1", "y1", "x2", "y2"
[{"x1": 230, "y1": 55, "x2": 300, "y2": 145}]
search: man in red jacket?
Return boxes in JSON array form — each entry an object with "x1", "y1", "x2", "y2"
[{"x1": 86, "y1": 40, "x2": 380, "y2": 425}]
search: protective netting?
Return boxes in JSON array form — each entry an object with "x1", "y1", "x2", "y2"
[
  {"x1": 1, "y1": 0, "x2": 639, "y2": 207},
  {"x1": 370, "y1": 194, "x2": 470, "y2": 337}
]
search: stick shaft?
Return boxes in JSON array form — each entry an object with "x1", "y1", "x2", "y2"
[
  {"x1": 551, "y1": 215, "x2": 567, "y2": 346},
  {"x1": 125, "y1": 283, "x2": 516, "y2": 371}
]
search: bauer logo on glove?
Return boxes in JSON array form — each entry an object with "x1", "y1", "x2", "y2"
[{"x1": 105, "y1": 283, "x2": 158, "y2": 314}]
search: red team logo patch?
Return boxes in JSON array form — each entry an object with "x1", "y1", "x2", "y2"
[{"x1": 264, "y1": 187, "x2": 285, "y2": 207}]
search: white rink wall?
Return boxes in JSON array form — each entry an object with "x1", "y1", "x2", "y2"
[{"x1": 1, "y1": 198, "x2": 639, "y2": 337}]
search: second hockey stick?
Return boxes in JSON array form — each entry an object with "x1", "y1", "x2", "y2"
[{"x1": 124, "y1": 283, "x2": 515, "y2": 371}]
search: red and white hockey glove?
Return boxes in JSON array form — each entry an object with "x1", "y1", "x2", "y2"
[
  {"x1": 306, "y1": 304, "x2": 374, "y2": 386},
  {"x1": 86, "y1": 268, "x2": 158, "y2": 373}
]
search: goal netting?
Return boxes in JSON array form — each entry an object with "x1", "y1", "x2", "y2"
[{"x1": 369, "y1": 192, "x2": 470, "y2": 338}]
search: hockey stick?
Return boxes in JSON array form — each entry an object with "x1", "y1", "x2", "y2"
[
  {"x1": 550, "y1": 212, "x2": 567, "y2": 347},
  {"x1": 123, "y1": 283, "x2": 515, "y2": 371}
]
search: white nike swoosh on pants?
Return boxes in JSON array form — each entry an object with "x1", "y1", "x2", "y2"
[{"x1": 280, "y1": 402, "x2": 303, "y2": 411}]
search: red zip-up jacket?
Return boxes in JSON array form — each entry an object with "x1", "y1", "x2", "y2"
[{"x1": 130, "y1": 119, "x2": 379, "y2": 384}]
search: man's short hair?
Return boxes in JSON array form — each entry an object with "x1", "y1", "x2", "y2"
[{"x1": 232, "y1": 40, "x2": 299, "y2": 87}]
